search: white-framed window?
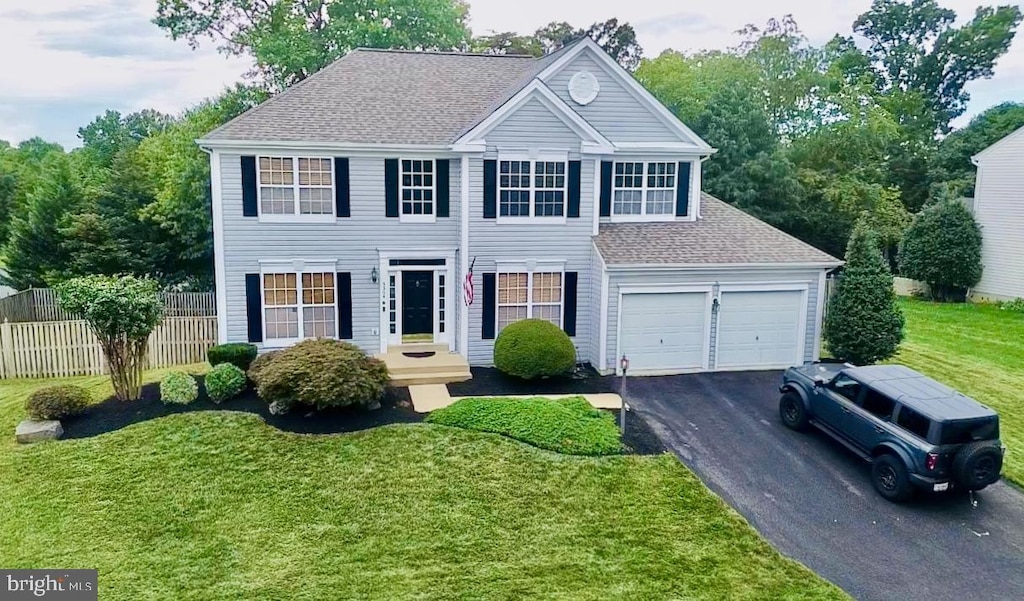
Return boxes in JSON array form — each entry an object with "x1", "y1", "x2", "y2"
[
  {"x1": 613, "y1": 161, "x2": 677, "y2": 217},
  {"x1": 262, "y1": 271, "x2": 337, "y2": 344},
  {"x1": 400, "y1": 159, "x2": 435, "y2": 221},
  {"x1": 497, "y1": 271, "x2": 563, "y2": 332},
  {"x1": 498, "y1": 156, "x2": 567, "y2": 219},
  {"x1": 258, "y1": 157, "x2": 334, "y2": 218}
]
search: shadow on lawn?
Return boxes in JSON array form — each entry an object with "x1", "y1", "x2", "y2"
[{"x1": 61, "y1": 378, "x2": 422, "y2": 440}]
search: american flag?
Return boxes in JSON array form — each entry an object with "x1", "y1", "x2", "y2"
[{"x1": 463, "y1": 260, "x2": 475, "y2": 306}]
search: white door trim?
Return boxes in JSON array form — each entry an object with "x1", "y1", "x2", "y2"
[
  {"x1": 378, "y1": 249, "x2": 457, "y2": 354},
  {"x1": 615, "y1": 285, "x2": 713, "y2": 375},
  {"x1": 712, "y1": 285, "x2": 809, "y2": 371}
]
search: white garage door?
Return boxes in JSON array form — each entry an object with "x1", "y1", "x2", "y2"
[
  {"x1": 620, "y1": 292, "x2": 708, "y2": 372},
  {"x1": 716, "y1": 290, "x2": 804, "y2": 369}
]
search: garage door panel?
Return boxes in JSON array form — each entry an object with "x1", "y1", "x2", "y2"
[
  {"x1": 620, "y1": 292, "x2": 708, "y2": 372},
  {"x1": 717, "y1": 290, "x2": 803, "y2": 369}
]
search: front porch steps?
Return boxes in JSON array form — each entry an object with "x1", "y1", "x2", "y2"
[{"x1": 376, "y1": 344, "x2": 472, "y2": 387}]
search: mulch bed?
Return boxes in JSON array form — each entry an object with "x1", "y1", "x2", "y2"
[
  {"x1": 61, "y1": 377, "x2": 421, "y2": 440},
  {"x1": 609, "y1": 408, "x2": 667, "y2": 456},
  {"x1": 447, "y1": 365, "x2": 619, "y2": 397}
]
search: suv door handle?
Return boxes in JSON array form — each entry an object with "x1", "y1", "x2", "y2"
[
  {"x1": 874, "y1": 427, "x2": 885, "y2": 434},
  {"x1": 842, "y1": 408, "x2": 851, "y2": 414}
]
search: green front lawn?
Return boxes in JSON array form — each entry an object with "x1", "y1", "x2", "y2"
[
  {"x1": 0, "y1": 372, "x2": 844, "y2": 600},
  {"x1": 895, "y1": 299, "x2": 1024, "y2": 485}
]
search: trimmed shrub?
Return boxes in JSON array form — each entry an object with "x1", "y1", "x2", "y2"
[
  {"x1": 160, "y1": 371, "x2": 199, "y2": 405},
  {"x1": 205, "y1": 363, "x2": 247, "y2": 404},
  {"x1": 493, "y1": 319, "x2": 575, "y2": 380},
  {"x1": 898, "y1": 199, "x2": 983, "y2": 301},
  {"x1": 427, "y1": 396, "x2": 622, "y2": 456},
  {"x1": 247, "y1": 350, "x2": 280, "y2": 383},
  {"x1": 999, "y1": 298, "x2": 1024, "y2": 313},
  {"x1": 25, "y1": 385, "x2": 92, "y2": 420},
  {"x1": 824, "y1": 216, "x2": 905, "y2": 365},
  {"x1": 249, "y1": 339, "x2": 389, "y2": 413},
  {"x1": 207, "y1": 343, "x2": 259, "y2": 371}
]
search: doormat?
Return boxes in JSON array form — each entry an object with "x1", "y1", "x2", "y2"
[{"x1": 402, "y1": 351, "x2": 437, "y2": 359}]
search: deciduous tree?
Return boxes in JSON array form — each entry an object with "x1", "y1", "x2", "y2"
[{"x1": 898, "y1": 199, "x2": 983, "y2": 301}]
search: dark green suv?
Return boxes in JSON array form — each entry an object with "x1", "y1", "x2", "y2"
[{"x1": 779, "y1": 363, "x2": 1005, "y2": 502}]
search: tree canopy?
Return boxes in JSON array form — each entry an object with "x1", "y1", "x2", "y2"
[{"x1": 472, "y1": 18, "x2": 642, "y2": 69}]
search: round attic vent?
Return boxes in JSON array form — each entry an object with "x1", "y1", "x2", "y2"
[{"x1": 568, "y1": 70, "x2": 600, "y2": 105}]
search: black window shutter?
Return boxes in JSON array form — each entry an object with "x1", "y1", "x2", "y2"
[
  {"x1": 482, "y1": 273, "x2": 496, "y2": 339},
  {"x1": 676, "y1": 161, "x2": 692, "y2": 217},
  {"x1": 336, "y1": 272, "x2": 353, "y2": 340},
  {"x1": 245, "y1": 274, "x2": 263, "y2": 343},
  {"x1": 483, "y1": 160, "x2": 497, "y2": 219},
  {"x1": 436, "y1": 159, "x2": 450, "y2": 218},
  {"x1": 567, "y1": 161, "x2": 581, "y2": 218},
  {"x1": 334, "y1": 158, "x2": 350, "y2": 217},
  {"x1": 563, "y1": 272, "x2": 578, "y2": 337},
  {"x1": 385, "y1": 159, "x2": 399, "y2": 218},
  {"x1": 599, "y1": 161, "x2": 613, "y2": 217},
  {"x1": 241, "y1": 156, "x2": 258, "y2": 217}
]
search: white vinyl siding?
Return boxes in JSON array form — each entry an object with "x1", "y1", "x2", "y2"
[{"x1": 972, "y1": 129, "x2": 1024, "y2": 300}]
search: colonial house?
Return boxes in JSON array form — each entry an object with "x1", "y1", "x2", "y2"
[{"x1": 198, "y1": 38, "x2": 840, "y2": 380}]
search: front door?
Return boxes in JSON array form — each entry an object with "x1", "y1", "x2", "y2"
[{"x1": 401, "y1": 271, "x2": 434, "y2": 337}]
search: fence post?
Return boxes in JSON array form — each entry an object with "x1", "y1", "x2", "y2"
[{"x1": 0, "y1": 319, "x2": 12, "y2": 379}]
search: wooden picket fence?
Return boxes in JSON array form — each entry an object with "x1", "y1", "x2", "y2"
[
  {"x1": 0, "y1": 316, "x2": 218, "y2": 379},
  {"x1": 0, "y1": 288, "x2": 216, "y2": 323}
]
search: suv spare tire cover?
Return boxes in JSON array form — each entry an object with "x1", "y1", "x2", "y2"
[{"x1": 952, "y1": 441, "x2": 1003, "y2": 489}]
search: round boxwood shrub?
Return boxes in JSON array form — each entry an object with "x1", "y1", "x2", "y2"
[
  {"x1": 207, "y1": 343, "x2": 258, "y2": 371},
  {"x1": 25, "y1": 385, "x2": 92, "y2": 420},
  {"x1": 249, "y1": 339, "x2": 389, "y2": 414},
  {"x1": 160, "y1": 371, "x2": 199, "y2": 405},
  {"x1": 204, "y1": 363, "x2": 247, "y2": 404},
  {"x1": 494, "y1": 319, "x2": 575, "y2": 380}
]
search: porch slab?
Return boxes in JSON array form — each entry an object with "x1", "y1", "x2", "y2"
[
  {"x1": 377, "y1": 345, "x2": 472, "y2": 386},
  {"x1": 408, "y1": 385, "x2": 453, "y2": 413}
]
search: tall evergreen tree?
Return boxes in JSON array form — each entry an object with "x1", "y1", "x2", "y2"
[{"x1": 824, "y1": 215, "x2": 905, "y2": 365}]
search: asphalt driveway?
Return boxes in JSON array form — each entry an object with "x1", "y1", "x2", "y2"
[{"x1": 625, "y1": 371, "x2": 1024, "y2": 601}]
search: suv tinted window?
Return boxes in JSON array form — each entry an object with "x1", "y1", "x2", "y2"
[
  {"x1": 896, "y1": 407, "x2": 930, "y2": 439},
  {"x1": 939, "y1": 418, "x2": 999, "y2": 445},
  {"x1": 830, "y1": 375, "x2": 861, "y2": 402},
  {"x1": 861, "y1": 389, "x2": 895, "y2": 420}
]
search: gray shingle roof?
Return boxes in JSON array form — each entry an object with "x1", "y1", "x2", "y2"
[
  {"x1": 204, "y1": 49, "x2": 544, "y2": 145},
  {"x1": 595, "y1": 194, "x2": 841, "y2": 266}
]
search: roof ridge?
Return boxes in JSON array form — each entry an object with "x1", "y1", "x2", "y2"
[{"x1": 350, "y1": 47, "x2": 540, "y2": 59}]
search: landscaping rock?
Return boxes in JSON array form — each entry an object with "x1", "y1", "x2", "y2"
[
  {"x1": 16, "y1": 420, "x2": 64, "y2": 444},
  {"x1": 366, "y1": 399, "x2": 382, "y2": 411}
]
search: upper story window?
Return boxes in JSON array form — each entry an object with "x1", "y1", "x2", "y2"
[
  {"x1": 613, "y1": 161, "x2": 676, "y2": 217},
  {"x1": 258, "y1": 157, "x2": 334, "y2": 217},
  {"x1": 499, "y1": 157, "x2": 566, "y2": 220},
  {"x1": 401, "y1": 159, "x2": 435, "y2": 220}
]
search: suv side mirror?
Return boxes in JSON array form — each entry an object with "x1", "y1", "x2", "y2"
[{"x1": 813, "y1": 376, "x2": 826, "y2": 387}]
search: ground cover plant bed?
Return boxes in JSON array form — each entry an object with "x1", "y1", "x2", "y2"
[
  {"x1": 60, "y1": 377, "x2": 418, "y2": 439},
  {"x1": 447, "y1": 365, "x2": 618, "y2": 397},
  {"x1": 0, "y1": 369, "x2": 847, "y2": 600},
  {"x1": 427, "y1": 396, "x2": 624, "y2": 456}
]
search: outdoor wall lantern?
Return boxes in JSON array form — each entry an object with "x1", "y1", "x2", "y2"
[{"x1": 371, "y1": 267, "x2": 379, "y2": 284}]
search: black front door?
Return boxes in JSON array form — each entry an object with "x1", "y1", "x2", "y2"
[{"x1": 402, "y1": 271, "x2": 434, "y2": 336}]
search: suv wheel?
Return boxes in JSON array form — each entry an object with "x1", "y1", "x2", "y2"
[
  {"x1": 872, "y1": 454, "x2": 914, "y2": 502},
  {"x1": 952, "y1": 441, "x2": 1003, "y2": 491},
  {"x1": 779, "y1": 392, "x2": 808, "y2": 431}
]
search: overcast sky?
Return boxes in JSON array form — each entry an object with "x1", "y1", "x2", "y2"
[{"x1": 1, "y1": 0, "x2": 1021, "y2": 148}]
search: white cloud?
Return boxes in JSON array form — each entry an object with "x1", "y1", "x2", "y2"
[{"x1": 0, "y1": 0, "x2": 1020, "y2": 146}]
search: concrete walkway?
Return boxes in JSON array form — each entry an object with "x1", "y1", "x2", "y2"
[{"x1": 408, "y1": 385, "x2": 622, "y2": 413}]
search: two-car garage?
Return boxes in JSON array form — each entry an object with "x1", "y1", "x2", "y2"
[{"x1": 616, "y1": 286, "x2": 808, "y2": 374}]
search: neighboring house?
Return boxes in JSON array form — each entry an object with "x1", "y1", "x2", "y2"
[
  {"x1": 971, "y1": 126, "x2": 1024, "y2": 301},
  {"x1": 198, "y1": 38, "x2": 841, "y2": 376},
  {"x1": 0, "y1": 268, "x2": 14, "y2": 299}
]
